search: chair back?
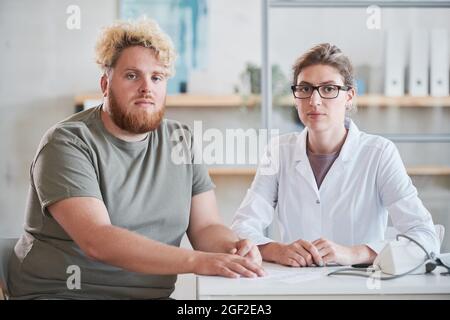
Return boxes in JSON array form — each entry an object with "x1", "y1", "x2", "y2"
[{"x1": 0, "y1": 238, "x2": 18, "y2": 298}]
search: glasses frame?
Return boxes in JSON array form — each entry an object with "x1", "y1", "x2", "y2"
[{"x1": 291, "y1": 84, "x2": 352, "y2": 99}]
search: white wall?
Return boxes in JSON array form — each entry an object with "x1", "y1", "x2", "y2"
[{"x1": 0, "y1": 0, "x2": 118, "y2": 237}]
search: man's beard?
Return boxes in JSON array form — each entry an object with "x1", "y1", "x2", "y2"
[{"x1": 107, "y1": 88, "x2": 165, "y2": 134}]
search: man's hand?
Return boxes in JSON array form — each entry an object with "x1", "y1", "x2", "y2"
[
  {"x1": 312, "y1": 238, "x2": 376, "y2": 266},
  {"x1": 259, "y1": 240, "x2": 323, "y2": 267},
  {"x1": 191, "y1": 251, "x2": 266, "y2": 278},
  {"x1": 229, "y1": 239, "x2": 263, "y2": 266}
]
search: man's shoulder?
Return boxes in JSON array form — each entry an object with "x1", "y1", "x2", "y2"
[{"x1": 40, "y1": 107, "x2": 100, "y2": 148}]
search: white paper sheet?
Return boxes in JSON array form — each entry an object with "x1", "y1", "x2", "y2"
[{"x1": 239, "y1": 265, "x2": 327, "y2": 283}]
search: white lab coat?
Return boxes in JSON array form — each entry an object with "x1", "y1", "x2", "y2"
[{"x1": 231, "y1": 119, "x2": 440, "y2": 254}]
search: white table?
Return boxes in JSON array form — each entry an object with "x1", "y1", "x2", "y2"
[{"x1": 196, "y1": 262, "x2": 450, "y2": 299}]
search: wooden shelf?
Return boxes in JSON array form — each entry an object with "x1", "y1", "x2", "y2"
[
  {"x1": 75, "y1": 93, "x2": 259, "y2": 109},
  {"x1": 75, "y1": 93, "x2": 449, "y2": 177},
  {"x1": 208, "y1": 167, "x2": 256, "y2": 176},
  {"x1": 277, "y1": 94, "x2": 450, "y2": 108},
  {"x1": 76, "y1": 93, "x2": 450, "y2": 109},
  {"x1": 407, "y1": 166, "x2": 450, "y2": 176},
  {"x1": 167, "y1": 94, "x2": 258, "y2": 108},
  {"x1": 355, "y1": 95, "x2": 450, "y2": 108},
  {"x1": 74, "y1": 93, "x2": 102, "y2": 106},
  {"x1": 208, "y1": 166, "x2": 450, "y2": 176}
]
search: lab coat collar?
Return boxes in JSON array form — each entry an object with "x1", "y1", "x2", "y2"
[
  {"x1": 293, "y1": 118, "x2": 360, "y2": 194},
  {"x1": 294, "y1": 118, "x2": 360, "y2": 163},
  {"x1": 340, "y1": 118, "x2": 361, "y2": 162}
]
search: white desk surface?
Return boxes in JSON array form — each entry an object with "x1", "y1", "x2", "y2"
[{"x1": 196, "y1": 262, "x2": 450, "y2": 300}]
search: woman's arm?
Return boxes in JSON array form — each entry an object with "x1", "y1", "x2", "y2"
[
  {"x1": 231, "y1": 141, "x2": 280, "y2": 246},
  {"x1": 376, "y1": 141, "x2": 440, "y2": 254}
]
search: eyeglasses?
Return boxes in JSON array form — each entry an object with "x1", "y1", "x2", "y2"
[{"x1": 291, "y1": 84, "x2": 352, "y2": 99}]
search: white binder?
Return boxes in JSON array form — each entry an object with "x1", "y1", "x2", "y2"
[
  {"x1": 430, "y1": 29, "x2": 449, "y2": 97},
  {"x1": 384, "y1": 29, "x2": 407, "y2": 96},
  {"x1": 409, "y1": 29, "x2": 429, "y2": 96}
]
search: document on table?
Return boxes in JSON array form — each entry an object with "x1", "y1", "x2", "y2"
[{"x1": 240, "y1": 265, "x2": 327, "y2": 283}]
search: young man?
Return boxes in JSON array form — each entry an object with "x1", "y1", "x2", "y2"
[{"x1": 8, "y1": 19, "x2": 264, "y2": 300}]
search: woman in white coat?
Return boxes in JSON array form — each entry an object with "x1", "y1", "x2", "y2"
[{"x1": 231, "y1": 43, "x2": 440, "y2": 267}]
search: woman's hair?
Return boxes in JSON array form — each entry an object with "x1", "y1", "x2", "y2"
[
  {"x1": 292, "y1": 43, "x2": 354, "y2": 88},
  {"x1": 95, "y1": 18, "x2": 176, "y2": 77}
]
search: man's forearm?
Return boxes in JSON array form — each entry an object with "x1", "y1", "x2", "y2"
[
  {"x1": 85, "y1": 224, "x2": 199, "y2": 275},
  {"x1": 190, "y1": 224, "x2": 239, "y2": 253}
]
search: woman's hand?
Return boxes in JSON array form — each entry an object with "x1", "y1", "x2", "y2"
[
  {"x1": 312, "y1": 238, "x2": 354, "y2": 265},
  {"x1": 259, "y1": 240, "x2": 323, "y2": 267},
  {"x1": 312, "y1": 238, "x2": 376, "y2": 266}
]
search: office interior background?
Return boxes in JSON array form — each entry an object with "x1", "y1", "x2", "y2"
[{"x1": 1, "y1": 0, "x2": 450, "y2": 299}]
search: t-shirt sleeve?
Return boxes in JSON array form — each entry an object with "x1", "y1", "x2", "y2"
[
  {"x1": 32, "y1": 129, "x2": 103, "y2": 216},
  {"x1": 189, "y1": 130, "x2": 215, "y2": 197}
]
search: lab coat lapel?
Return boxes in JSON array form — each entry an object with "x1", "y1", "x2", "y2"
[
  {"x1": 319, "y1": 119, "x2": 360, "y2": 191},
  {"x1": 319, "y1": 156, "x2": 345, "y2": 193},
  {"x1": 294, "y1": 127, "x2": 320, "y2": 195}
]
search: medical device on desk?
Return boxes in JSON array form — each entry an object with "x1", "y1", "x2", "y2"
[{"x1": 328, "y1": 234, "x2": 450, "y2": 280}]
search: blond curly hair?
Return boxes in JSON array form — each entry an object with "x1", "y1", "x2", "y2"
[{"x1": 95, "y1": 18, "x2": 176, "y2": 77}]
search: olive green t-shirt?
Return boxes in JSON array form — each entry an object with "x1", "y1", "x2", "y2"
[{"x1": 8, "y1": 106, "x2": 214, "y2": 299}]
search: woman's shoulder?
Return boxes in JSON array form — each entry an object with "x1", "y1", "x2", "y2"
[{"x1": 357, "y1": 129, "x2": 395, "y2": 152}]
